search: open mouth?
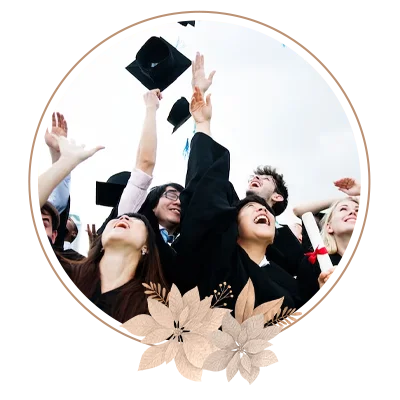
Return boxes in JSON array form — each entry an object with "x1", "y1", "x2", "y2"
[
  {"x1": 250, "y1": 181, "x2": 261, "y2": 188},
  {"x1": 114, "y1": 221, "x2": 130, "y2": 229},
  {"x1": 254, "y1": 214, "x2": 270, "y2": 226},
  {"x1": 170, "y1": 208, "x2": 181, "y2": 216}
]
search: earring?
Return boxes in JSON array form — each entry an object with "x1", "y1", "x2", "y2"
[{"x1": 141, "y1": 249, "x2": 146, "y2": 256}]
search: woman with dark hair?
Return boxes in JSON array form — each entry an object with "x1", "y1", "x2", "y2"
[
  {"x1": 170, "y1": 87, "x2": 320, "y2": 313},
  {"x1": 63, "y1": 213, "x2": 168, "y2": 323}
]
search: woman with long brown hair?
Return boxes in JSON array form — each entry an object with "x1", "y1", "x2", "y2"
[{"x1": 62, "y1": 212, "x2": 168, "y2": 323}]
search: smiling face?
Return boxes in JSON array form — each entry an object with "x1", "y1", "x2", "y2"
[
  {"x1": 101, "y1": 215, "x2": 148, "y2": 252},
  {"x1": 153, "y1": 186, "x2": 181, "y2": 231},
  {"x1": 327, "y1": 199, "x2": 358, "y2": 237},
  {"x1": 237, "y1": 201, "x2": 276, "y2": 244},
  {"x1": 246, "y1": 175, "x2": 283, "y2": 206}
]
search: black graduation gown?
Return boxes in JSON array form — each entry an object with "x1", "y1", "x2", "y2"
[{"x1": 172, "y1": 133, "x2": 318, "y2": 311}]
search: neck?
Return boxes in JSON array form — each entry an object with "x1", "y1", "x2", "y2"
[
  {"x1": 335, "y1": 233, "x2": 352, "y2": 256},
  {"x1": 160, "y1": 222, "x2": 177, "y2": 235},
  {"x1": 99, "y1": 246, "x2": 141, "y2": 293},
  {"x1": 237, "y1": 238, "x2": 270, "y2": 265}
]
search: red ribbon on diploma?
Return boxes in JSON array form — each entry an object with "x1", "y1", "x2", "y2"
[{"x1": 305, "y1": 245, "x2": 328, "y2": 264}]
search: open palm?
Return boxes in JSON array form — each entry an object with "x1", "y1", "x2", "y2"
[
  {"x1": 190, "y1": 86, "x2": 212, "y2": 124},
  {"x1": 56, "y1": 135, "x2": 104, "y2": 164},
  {"x1": 334, "y1": 178, "x2": 361, "y2": 196},
  {"x1": 191, "y1": 52, "x2": 216, "y2": 94},
  {"x1": 45, "y1": 112, "x2": 68, "y2": 152}
]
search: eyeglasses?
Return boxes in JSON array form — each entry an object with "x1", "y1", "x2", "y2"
[{"x1": 162, "y1": 190, "x2": 180, "y2": 201}]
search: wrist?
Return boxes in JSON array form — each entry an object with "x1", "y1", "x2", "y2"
[
  {"x1": 145, "y1": 106, "x2": 158, "y2": 113},
  {"x1": 50, "y1": 149, "x2": 61, "y2": 164},
  {"x1": 195, "y1": 121, "x2": 211, "y2": 135},
  {"x1": 58, "y1": 154, "x2": 80, "y2": 170}
]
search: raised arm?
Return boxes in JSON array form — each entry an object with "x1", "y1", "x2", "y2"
[
  {"x1": 39, "y1": 135, "x2": 104, "y2": 208},
  {"x1": 45, "y1": 112, "x2": 71, "y2": 213},
  {"x1": 293, "y1": 177, "x2": 361, "y2": 218},
  {"x1": 118, "y1": 89, "x2": 161, "y2": 215}
]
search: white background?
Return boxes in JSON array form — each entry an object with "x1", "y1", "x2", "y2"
[{"x1": 0, "y1": 1, "x2": 400, "y2": 399}]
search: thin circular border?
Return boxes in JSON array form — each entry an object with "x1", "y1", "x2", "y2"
[{"x1": 26, "y1": 9, "x2": 368, "y2": 343}]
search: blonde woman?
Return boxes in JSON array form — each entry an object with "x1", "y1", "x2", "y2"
[{"x1": 321, "y1": 196, "x2": 359, "y2": 263}]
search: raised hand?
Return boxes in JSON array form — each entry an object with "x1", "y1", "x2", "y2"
[
  {"x1": 334, "y1": 178, "x2": 361, "y2": 196},
  {"x1": 45, "y1": 112, "x2": 68, "y2": 152},
  {"x1": 143, "y1": 89, "x2": 162, "y2": 110},
  {"x1": 86, "y1": 223, "x2": 98, "y2": 247},
  {"x1": 190, "y1": 86, "x2": 212, "y2": 124},
  {"x1": 54, "y1": 135, "x2": 105, "y2": 166},
  {"x1": 191, "y1": 52, "x2": 216, "y2": 95}
]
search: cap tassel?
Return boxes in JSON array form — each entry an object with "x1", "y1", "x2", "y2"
[{"x1": 182, "y1": 122, "x2": 196, "y2": 160}]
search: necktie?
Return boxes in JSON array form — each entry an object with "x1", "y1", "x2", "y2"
[{"x1": 160, "y1": 228, "x2": 174, "y2": 244}]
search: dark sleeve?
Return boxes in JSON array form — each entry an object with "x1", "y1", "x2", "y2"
[
  {"x1": 177, "y1": 132, "x2": 238, "y2": 255},
  {"x1": 295, "y1": 256, "x2": 321, "y2": 305},
  {"x1": 266, "y1": 225, "x2": 305, "y2": 277},
  {"x1": 54, "y1": 197, "x2": 70, "y2": 250},
  {"x1": 168, "y1": 133, "x2": 239, "y2": 294}
]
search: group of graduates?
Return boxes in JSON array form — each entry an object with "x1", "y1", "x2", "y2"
[{"x1": 39, "y1": 52, "x2": 360, "y2": 323}]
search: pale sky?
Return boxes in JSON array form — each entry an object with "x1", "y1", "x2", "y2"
[{"x1": 36, "y1": 20, "x2": 360, "y2": 254}]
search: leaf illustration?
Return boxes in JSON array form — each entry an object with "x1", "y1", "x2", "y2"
[
  {"x1": 252, "y1": 297, "x2": 284, "y2": 324},
  {"x1": 226, "y1": 351, "x2": 240, "y2": 382},
  {"x1": 250, "y1": 350, "x2": 278, "y2": 368},
  {"x1": 142, "y1": 283, "x2": 152, "y2": 290},
  {"x1": 142, "y1": 282, "x2": 170, "y2": 305},
  {"x1": 121, "y1": 314, "x2": 160, "y2": 336},
  {"x1": 147, "y1": 299, "x2": 174, "y2": 328},
  {"x1": 203, "y1": 350, "x2": 234, "y2": 371},
  {"x1": 266, "y1": 308, "x2": 303, "y2": 327},
  {"x1": 239, "y1": 363, "x2": 260, "y2": 385},
  {"x1": 235, "y1": 279, "x2": 255, "y2": 324},
  {"x1": 174, "y1": 349, "x2": 203, "y2": 381},
  {"x1": 138, "y1": 342, "x2": 169, "y2": 371}
]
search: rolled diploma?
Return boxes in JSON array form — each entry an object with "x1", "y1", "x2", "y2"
[{"x1": 302, "y1": 212, "x2": 333, "y2": 272}]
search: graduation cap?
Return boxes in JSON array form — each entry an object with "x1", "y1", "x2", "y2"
[
  {"x1": 167, "y1": 97, "x2": 191, "y2": 133},
  {"x1": 178, "y1": 21, "x2": 195, "y2": 27},
  {"x1": 126, "y1": 37, "x2": 191, "y2": 92},
  {"x1": 96, "y1": 171, "x2": 131, "y2": 207}
]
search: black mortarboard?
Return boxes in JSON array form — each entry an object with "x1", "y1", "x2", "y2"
[
  {"x1": 96, "y1": 171, "x2": 131, "y2": 207},
  {"x1": 126, "y1": 37, "x2": 192, "y2": 92},
  {"x1": 167, "y1": 97, "x2": 191, "y2": 133},
  {"x1": 178, "y1": 21, "x2": 195, "y2": 27}
]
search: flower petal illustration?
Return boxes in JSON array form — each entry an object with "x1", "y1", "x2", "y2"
[
  {"x1": 237, "y1": 327, "x2": 248, "y2": 346},
  {"x1": 244, "y1": 339, "x2": 271, "y2": 354},
  {"x1": 250, "y1": 350, "x2": 278, "y2": 368},
  {"x1": 148, "y1": 299, "x2": 174, "y2": 328},
  {"x1": 235, "y1": 279, "x2": 255, "y2": 323},
  {"x1": 179, "y1": 306, "x2": 190, "y2": 327},
  {"x1": 222, "y1": 313, "x2": 241, "y2": 341},
  {"x1": 257, "y1": 325, "x2": 281, "y2": 342},
  {"x1": 183, "y1": 333, "x2": 213, "y2": 368},
  {"x1": 165, "y1": 339, "x2": 179, "y2": 364},
  {"x1": 141, "y1": 328, "x2": 173, "y2": 344},
  {"x1": 239, "y1": 363, "x2": 260, "y2": 385},
  {"x1": 175, "y1": 348, "x2": 202, "y2": 381},
  {"x1": 241, "y1": 353, "x2": 252, "y2": 374},
  {"x1": 195, "y1": 307, "x2": 230, "y2": 335},
  {"x1": 203, "y1": 350, "x2": 235, "y2": 371},
  {"x1": 168, "y1": 284, "x2": 184, "y2": 320},
  {"x1": 121, "y1": 314, "x2": 161, "y2": 336},
  {"x1": 209, "y1": 330, "x2": 237, "y2": 350},
  {"x1": 138, "y1": 342, "x2": 169, "y2": 371},
  {"x1": 182, "y1": 287, "x2": 201, "y2": 318},
  {"x1": 226, "y1": 351, "x2": 240, "y2": 382},
  {"x1": 241, "y1": 314, "x2": 264, "y2": 340}
]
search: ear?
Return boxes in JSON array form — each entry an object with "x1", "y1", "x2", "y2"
[
  {"x1": 271, "y1": 193, "x2": 283, "y2": 203},
  {"x1": 51, "y1": 230, "x2": 58, "y2": 244},
  {"x1": 326, "y1": 223, "x2": 334, "y2": 234}
]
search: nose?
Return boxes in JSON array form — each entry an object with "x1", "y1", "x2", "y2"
[
  {"x1": 257, "y1": 206, "x2": 266, "y2": 212},
  {"x1": 119, "y1": 215, "x2": 130, "y2": 221}
]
